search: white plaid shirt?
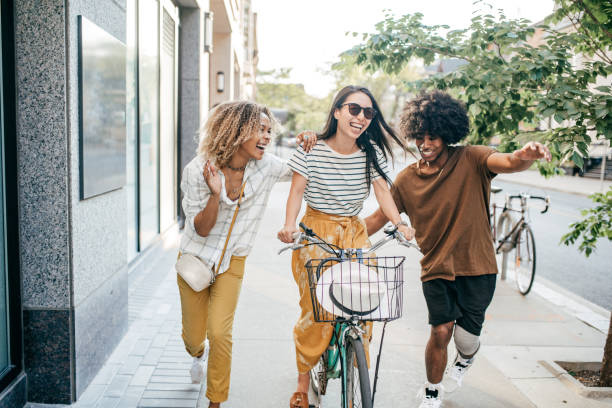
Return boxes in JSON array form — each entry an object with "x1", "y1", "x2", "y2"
[{"x1": 179, "y1": 153, "x2": 292, "y2": 276}]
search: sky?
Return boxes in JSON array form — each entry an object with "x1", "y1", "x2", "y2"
[{"x1": 252, "y1": 0, "x2": 555, "y2": 97}]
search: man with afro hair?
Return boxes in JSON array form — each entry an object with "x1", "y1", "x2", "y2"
[{"x1": 365, "y1": 90, "x2": 551, "y2": 408}]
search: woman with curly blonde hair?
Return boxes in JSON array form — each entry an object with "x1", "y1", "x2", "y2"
[{"x1": 178, "y1": 101, "x2": 315, "y2": 407}]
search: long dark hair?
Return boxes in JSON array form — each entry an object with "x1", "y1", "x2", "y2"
[{"x1": 318, "y1": 85, "x2": 404, "y2": 186}]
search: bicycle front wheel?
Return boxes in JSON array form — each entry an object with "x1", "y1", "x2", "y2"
[
  {"x1": 512, "y1": 224, "x2": 536, "y2": 295},
  {"x1": 343, "y1": 336, "x2": 372, "y2": 408}
]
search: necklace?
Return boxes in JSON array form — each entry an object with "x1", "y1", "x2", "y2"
[
  {"x1": 223, "y1": 171, "x2": 244, "y2": 199},
  {"x1": 227, "y1": 163, "x2": 247, "y2": 172}
]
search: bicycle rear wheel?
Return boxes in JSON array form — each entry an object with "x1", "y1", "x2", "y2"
[
  {"x1": 512, "y1": 224, "x2": 536, "y2": 295},
  {"x1": 343, "y1": 336, "x2": 372, "y2": 408}
]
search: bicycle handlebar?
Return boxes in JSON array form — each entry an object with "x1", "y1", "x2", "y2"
[
  {"x1": 508, "y1": 194, "x2": 550, "y2": 214},
  {"x1": 277, "y1": 222, "x2": 421, "y2": 256}
]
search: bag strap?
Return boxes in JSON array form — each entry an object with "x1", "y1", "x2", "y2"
[{"x1": 214, "y1": 181, "x2": 247, "y2": 275}]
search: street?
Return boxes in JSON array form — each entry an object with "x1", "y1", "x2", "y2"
[{"x1": 492, "y1": 180, "x2": 612, "y2": 310}]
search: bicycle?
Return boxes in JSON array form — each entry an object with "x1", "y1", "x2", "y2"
[
  {"x1": 490, "y1": 186, "x2": 550, "y2": 295},
  {"x1": 279, "y1": 222, "x2": 420, "y2": 408}
]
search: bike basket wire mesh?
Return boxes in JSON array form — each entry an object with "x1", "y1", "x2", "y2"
[{"x1": 305, "y1": 256, "x2": 405, "y2": 322}]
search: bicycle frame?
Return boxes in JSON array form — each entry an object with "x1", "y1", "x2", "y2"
[
  {"x1": 491, "y1": 192, "x2": 549, "y2": 251},
  {"x1": 490, "y1": 189, "x2": 549, "y2": 280},
  {"x1": 279, "y1": 223, "x2": 420, "y2": 407}
]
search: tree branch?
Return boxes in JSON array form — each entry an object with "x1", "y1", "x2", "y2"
[
  {"x1": 400, "y1": 43, "x2": 475, "y2": 63},
  {"x1": 565, "y1": 11, "x2": 612, "y2": 64},
  {"x1": 575, "y1": 0, "x2": 612, "y2": 42},
  {"x1": 492, "y1": 41, "x2": 507, "y2": 63}
]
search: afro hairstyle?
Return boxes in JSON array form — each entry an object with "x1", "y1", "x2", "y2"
[{"x1": 399, "y1": 90, "x2": 470, "y2": 145}]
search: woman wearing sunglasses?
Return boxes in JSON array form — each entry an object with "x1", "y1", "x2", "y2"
[{"x1": 277, "y1": 85, "x2": 415, "y2": 408}]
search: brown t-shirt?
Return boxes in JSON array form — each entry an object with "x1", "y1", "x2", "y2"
[{"x1": 391, "y1": 145, "x2": 498, "y2": 282}]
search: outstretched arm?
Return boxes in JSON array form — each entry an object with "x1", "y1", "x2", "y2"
[
  {"x1": 372, "y1": 178, "x2": 415, "y2": 240},
  {"x1": 487, "y1": 141, "x2": 551, "y2": 174},
  {"x1": 277, "y1": 172, "x2": 307, "y2": 243}
]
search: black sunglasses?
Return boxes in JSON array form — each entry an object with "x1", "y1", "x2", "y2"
[{"x1": 340, "y1": 103, "x2": 377, "y2": 120}]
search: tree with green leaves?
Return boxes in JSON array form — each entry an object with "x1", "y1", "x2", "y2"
[
  {"x1": 255, "y1": 68, "x2": 330, "y2": 135},
  {"x1": 346, "y1": 0, "x2": 612, "y2": 386}
]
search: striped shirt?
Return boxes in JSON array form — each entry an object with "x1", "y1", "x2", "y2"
[
  {"x1": 288, "y1": 141, "x2": 389, "y2": 216},
  {"x1": 179, "y1": 153, "x2": 292, "y2": 276}
]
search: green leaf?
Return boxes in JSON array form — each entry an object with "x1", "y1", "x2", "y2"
[{"x1": 572, "y1": 151, "x2": 584, "y2": 169}]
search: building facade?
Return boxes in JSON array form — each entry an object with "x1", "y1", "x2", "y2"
[{"x1": 0, "y1": 0, "x2": 257, "y2": 405}]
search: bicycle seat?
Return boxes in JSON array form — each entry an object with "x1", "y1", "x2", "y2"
[{"x1": 491, "y1": 186, "x2": 502, "y2": 194}]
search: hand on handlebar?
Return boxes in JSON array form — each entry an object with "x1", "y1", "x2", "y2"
[
  {"x1": 277, "y1": 225, "x2": 298, "y2": 243},
  {"x1": 397, "y1": 224, "x2": 415, "y2": 241}
]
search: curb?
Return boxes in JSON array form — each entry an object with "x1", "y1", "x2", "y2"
[
  {"x1": 530, "y1": 275, "x2": 611, "y2": 334},
  {"x1": 540, "y1": 360, "x2": 612, "y2": 399}
]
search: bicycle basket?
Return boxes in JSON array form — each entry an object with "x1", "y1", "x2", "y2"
[{"x1": 305, "y1": 256, "x2": 405, "y2": 323}]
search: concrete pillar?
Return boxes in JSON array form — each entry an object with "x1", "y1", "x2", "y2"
[{"x1": 15, "y1": 0, "x2": 128, "y2": 402}]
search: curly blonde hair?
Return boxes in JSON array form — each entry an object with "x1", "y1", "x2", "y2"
[{"x1": 197, "y1": 101, "x2": 275, "y2": 167}]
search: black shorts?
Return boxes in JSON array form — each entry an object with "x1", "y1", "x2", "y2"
[{"x1": 422, "y1": 274, "x2": 496, "y2": 336}]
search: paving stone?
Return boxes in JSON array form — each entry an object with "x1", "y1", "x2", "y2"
[
  {"x1": 151, "y1": 333, "x2": 171, "y2": 348},
  {"x1": 153, "y1": 369, "x2": 189, "y2": 377},
  {"x1": 156, "y1": 303, "x2": 172, "y2": 315},
  {"x1": 149, "y1": 375, "x2": 193, "y2": 384},
  {"x1": 74, "y1": 384, "x2": 106, "y2": 406},
  {"x1": 91, "y1": 363, "x2": 121, "y2": 386},
  {"x1": 94, "y1": 397, "x2": 120, "y2": 408},
  {"x1": 130, "y1": 339, "x2": 153, "y2": 356},
  {"x1": 162, "y1": 351, "x2": 187, "y2": 357},
  {"x1": 118, "y1": 355, "x2": 144, "y2": 375},
  {"x1": 138, "y1": 399, "x2": 196, "y2": 408},
  {"x1": 141, "y1": 347, "x2": 164, "y2": 366},
  {"x1": 145, "y1": 383, "x2": 200, "y2": 392},
  {"x1": 116, "y1": 386, "x2": 146, "y2": 408},
  {"x1": 130, "y1": 366, "x2": 156, "y2": 386},
  {"x1": 156, "y1": 362, "x2": 192, "y2": 370},
  {"x1": 141, "y1": 390, "x2": 199, "y2": 399},
  {"x1": 105, "y1": 375, "x2": 132, "y2": 398},
  {"x1": 159, "y1": 356, "x2": 191, "y2": 363}
]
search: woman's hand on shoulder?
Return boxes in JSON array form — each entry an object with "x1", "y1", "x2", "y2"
[
  {"x1": 203, "y1": 160, "x2": 222, "y2": 196},
  {"x1": 296, "y1": 131, "x2": 317, "y2": 153},
  {"x1": 277, "y1": 224, "x2": 298, "y2": 243}
]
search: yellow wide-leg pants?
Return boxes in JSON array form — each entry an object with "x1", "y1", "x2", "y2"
[
  {"x1": 177, "y1": 255, "x2": 246, "y2": 403},
  {"x1": 292, "y1": 207, "x2": 372, "y2": 373}
]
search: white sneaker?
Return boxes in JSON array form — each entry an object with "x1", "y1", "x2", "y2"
[
  {"x1": 444, "y1": 353, "x2": 474, "y2": 392},
  {"x1": 190, "y1": 339, "x2": 209, "y2": 384},
  {"x1": 416, "y1": 382, "x2": 443, "y2": 408}
]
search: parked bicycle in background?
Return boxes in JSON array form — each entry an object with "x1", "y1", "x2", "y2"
[{"x1": 490, "y1": 186, "x2": 550, "y2": 295}]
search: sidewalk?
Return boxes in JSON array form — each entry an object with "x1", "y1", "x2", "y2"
[
  {"x1": 496, "y1": 169, "x2": 611, "y2": 196},
  {"x1": 55, "y1": 182, "x2": 611, "y2": 408}
]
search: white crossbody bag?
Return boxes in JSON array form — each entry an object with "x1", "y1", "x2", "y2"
[{"x1": 176, "y1": 182, "x2": 246, "y2": 292}]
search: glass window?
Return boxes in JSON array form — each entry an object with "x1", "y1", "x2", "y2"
[
  {"x1": 138, "y1": 0, "x2": 160, "y2": 248},
  {"x1": 159, "y1": 8, "x2": 177, "y2": 233},
  {"x1": 0, "y1": 2, "x2": 9, "y2": 372},
  {"x1": 126, "y1": 0, "x2": 137, "y2": 261}
]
